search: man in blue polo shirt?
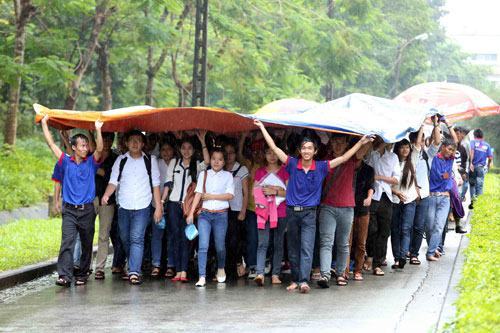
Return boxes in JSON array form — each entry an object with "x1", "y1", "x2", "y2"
[
  {"x1": 41, "y1": 115, "x2": 104, "y2": 286},
  {"x1": 469, "y1": 128, "x2": 493, "y2": 206},
  {"x1": 254, "y1": 119, "x2": 372, "y2": 293}
]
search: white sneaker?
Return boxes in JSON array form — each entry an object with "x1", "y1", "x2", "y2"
[
  {"x1": 248, "y1": 268, "x2": 257, "y2": 279},
  {"x1": 195, "y1": 277, "x2": 206, "y2": 287},
  {"x1": 216, "y1": 269, "x2": 226, "y2": 283}
]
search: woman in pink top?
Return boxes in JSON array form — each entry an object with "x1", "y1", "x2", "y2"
[{"x1": 254, "y1": 143, "x2": 289, "y2": 286}]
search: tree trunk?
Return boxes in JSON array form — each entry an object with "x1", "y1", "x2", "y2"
[
  {"x1": 145, "y1": 45, "x2": 154, "y2": 106},
  {"x1": 98, "y1": 41, "x2": 112, "y2": 110},
  {"x1": 327, "y1": 0, "x2": 335, "y2": 18},
  {"x1": 3, "y1": 0, "x2": 35, "y2": 146},
  {"x1": 64, "y1": 0, "x2": 110, "y2": 110}
]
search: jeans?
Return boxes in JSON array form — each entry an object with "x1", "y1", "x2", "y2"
[
  {"x1": 225, "y1": 211, "x2": 246, "y2": 278},
  {"x1": 118, "y1": 205, "x2": 151, "y2": 276},
  {"x1": 318, "y1": 205, "x2": 354, "y2": 279},
  {"x1": 470, "y1": 166, "x2": 485, "y2": 198},
  {"x1": 286, "y1": 207, "x2": 317, "y2": 284},
  {"x1": 409, "y1": 197, "x2": 429, "y2": 257},
  {"x1": 197, "y1": 211, "x2": 228, "y2": 277},
  {"x1": 426, "y1": 195, "x2": 450, "y2": 257},
  {"x1": 348, "y1": 214, "x2": 370, "y2": 275},
  {"x1": 58, "y1": 203, "x2": 96, "y2": 280},
  {"x1": 367, "y1": 193, "x2": 393, "y2": 268},
  {"x1": 245, "y1": 211, "x2": 258, "y2": 269},
  {"x1": 167, "y1": 202, "x2": 190, "y2": 272},
  {"x1": 94, "y1": 198, "x2": 115, "y2": 272},
  {"x1": 256, "y1": 217, "x2": 287, "y2": 276},
  {"x1": 151, "y1": 216, "x2": 165, "y2": 268},
  {"x1": 390, "y1": 201, "x2": 416, "y2": 261},
  {"x1": 460, "y1": 179, "x2": 469, "y2": 201}
]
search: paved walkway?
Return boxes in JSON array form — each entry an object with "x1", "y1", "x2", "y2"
[
  {"x1": 0, "y1": 229, "x2": 467, "y2": 332},
  {"x1": 0, "y1": 203, "x2": 48, "y2": 226}
]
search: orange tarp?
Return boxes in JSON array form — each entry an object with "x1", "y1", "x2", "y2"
[{"x1": 33, "y1": 104, "x2": 257, "y2": 133}]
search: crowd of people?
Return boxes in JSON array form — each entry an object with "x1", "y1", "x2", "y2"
[{"x1": 40, "y1": 113, "x2": 493, "y2": 292}]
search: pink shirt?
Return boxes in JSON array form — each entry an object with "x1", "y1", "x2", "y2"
[{"x1": 254, "y1": 166, "x2": 289, "y2": 218}]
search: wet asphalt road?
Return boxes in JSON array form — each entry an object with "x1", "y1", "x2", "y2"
[{"x1": 0, "y1": 231, "x2": 466, "y2": 333}]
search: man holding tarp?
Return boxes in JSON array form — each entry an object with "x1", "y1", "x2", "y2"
[{"x1": 40, "y1": 115, "x2": 104, "y2": 287}]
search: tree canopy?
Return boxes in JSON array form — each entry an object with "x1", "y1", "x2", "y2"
[{"x1": 0, "y1": 0, "x2": 498, "y2": 142}]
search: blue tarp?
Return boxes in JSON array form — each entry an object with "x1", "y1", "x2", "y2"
[{"x1": 251, "y1": 93, "x2": 436, "y2": 142}]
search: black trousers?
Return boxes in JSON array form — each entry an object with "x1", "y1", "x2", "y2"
[
  {"x1": 367, "y1": 193, "x2": 393, "y2": 268},
  {"x1": 57, "y1": 203, "x2": 96, "y2": 280},
  {"x1": 225, "y1": 210, "x2": 245, "y2": 279}
]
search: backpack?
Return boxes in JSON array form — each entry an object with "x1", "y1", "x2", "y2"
[
  {"x1": 117, "y1": 154, "x2": 153, "y2": 192},
  {"x1": 182, "y1": 170, "x2": 207, "y2": 218}
]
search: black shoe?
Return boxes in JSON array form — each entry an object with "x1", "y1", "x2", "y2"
[
  {"x1": 468, "y1": 203, "x2": 474, "y2": 210},
  {"x1": 398, "y1": 258, "x2": 406, "y2": 269},
  {"x1": 317, "y1": 275, "x2": 330, "y2": 289},
  {"x1": 456, "y1": 226, "x2": 467, "y2": 234}
]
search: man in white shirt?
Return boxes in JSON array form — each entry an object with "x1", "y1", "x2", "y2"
[
  {"x1": 102, "y1": 130, "x2": 162, "y2": 284},
  {"x1": 366, "y1": 138, "x2": 401, "y2": 276}
]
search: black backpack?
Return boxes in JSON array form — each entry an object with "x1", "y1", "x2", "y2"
[{"x1": 117, "y1": 154, "x2": 153, "y2": 191}]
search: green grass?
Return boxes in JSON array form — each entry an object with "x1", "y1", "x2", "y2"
[
  {"x1": 0, "y1": 218, "x2": 99, "y2": 272},
  {"x1": 448, "y1": 172, "x2": 500, "y2": 332},
  {"x1": 0, "y1": 138, "x2": 56, "y2": 211}
]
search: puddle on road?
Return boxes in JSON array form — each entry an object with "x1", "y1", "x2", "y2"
[{"x1": 0, "y1": 272, "x2": 58, "y2": 304}]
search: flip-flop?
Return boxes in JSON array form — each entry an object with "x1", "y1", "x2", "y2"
[{"x1": 373, "y1": 267, "x2": 385, "y2": 276}]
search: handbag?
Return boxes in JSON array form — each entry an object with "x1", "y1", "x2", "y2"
[{"x1": 182, "y1": 170, "x2": 207, "y2": 218}]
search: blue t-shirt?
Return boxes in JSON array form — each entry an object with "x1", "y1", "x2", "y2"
[
  {"x1": 470, "y1": 139, "x2": 492, "y2": 166},
  {"x1": 429, "y1": 153, "x2": 454, "y2": 193},
  {"x1": 59, "y1": 153, "x2": 101, "y2": 205},
  {"x1": 285, "y1": 156, "x2": 330, "y2": 207}
]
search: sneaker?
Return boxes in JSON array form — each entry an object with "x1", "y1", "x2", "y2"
[
  {"x1": 216, "y1": 269, "x2": 226, "y2": 283},
  {"x1": 195, "y1": 277, "x2": 206, "y2": 287},
  {"x1": 264, "y1": 260, "x2": 271, "y2": 275},
  {"x1": 248, "y1": 268, "x2": 257, "y2": 279},
  {"x1": 254, "y1": 274, "x2": 264, "y2": 286},
  {"x1": 317, "y1": 276, "x2": 330, "y2": 289},
  {"x1": 468, "y1": 202, "x2": 474, "y2": 210}
]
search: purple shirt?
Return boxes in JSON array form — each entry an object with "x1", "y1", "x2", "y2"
[{"x1": 470, "y1": 139, "x2": 492, "y2": 166}]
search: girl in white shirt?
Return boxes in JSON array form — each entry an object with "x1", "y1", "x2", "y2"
[
  {"x1": 391, "y1": 139, "x2": 418, "y2": 269},
  {"x1": 161, "y1": 132, "x2": 209, "y2": 282},
  {"x1": 187, "y1": 148, "x2": 235, "y2": 287}
]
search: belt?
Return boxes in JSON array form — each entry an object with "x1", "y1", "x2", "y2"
[
  {"x1": 64, "y1": 202, "x2": 94, "y2": 210},
  {"x1": 429, "y1": 192, "x2": 449, "y2": 197},
  {"x1": 287, "y1": 205, "x2": 316, "y2": 212},
  {"x1": 201, "y1": 208, "x2": 228, "y2": 213}
]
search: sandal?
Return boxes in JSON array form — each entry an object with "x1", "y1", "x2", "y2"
[
  {"x1": 164, "y1": 268, "x2": 175, "y2": 278},
  {"x1": 336, "y1": 276, "x2": 348, "y2": 286},
  {"x1": 299, "y1": 283, "x2": 310, "y2": 294},
  {"x1": 111, "y1": 266, "x2": 123, "y2": 274},
  {"x1": 75, "y1": 278, "x2": 87, "y2": 286},
  {"x1": 129, "y1": 274, "x2": 142, "y2": 285},
  {"x1": 286, "y1": 282, "x2": 298, "y2": 291},
  {"x1": 391, "y1": 261, "x2": 400, "y2": 269},
  {"x1": 373, "y1": 267, "x2": 385, "y2": 276},
  {"x1": 151, "y1": 267, "x2": 160, "y2": 278},
  {"x1": 409, "y1": 257, "x2": 421, "y2": 265},
  {"x1": 95, "y1": 271, "x2": 105, "y2": 280},
  {"x1": 353, "y1": 273, "x2": 364, "y2": 281},
  {"x1": 55, "y1": 277, "x2": 71, "y2": 287}
]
